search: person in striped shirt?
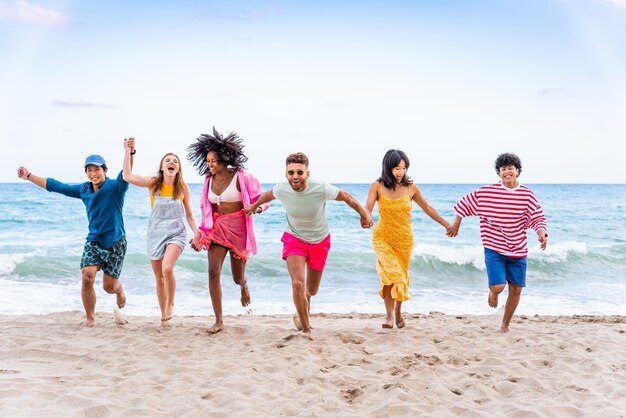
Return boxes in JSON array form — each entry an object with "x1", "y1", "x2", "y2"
[{"x1": 448, "y1": 153, "x2": 548, "y2": 332}]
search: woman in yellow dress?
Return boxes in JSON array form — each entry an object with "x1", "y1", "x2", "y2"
[{"x1": 365, "y1": 149, "x2": 452, "y2": 329}]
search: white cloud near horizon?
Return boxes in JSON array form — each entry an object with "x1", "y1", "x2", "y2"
[
  {"x1": 52, "y1": 100, "x2": 118, "y2": 109},
  {"x1": 593, "y1": 0, "x2": 626, "y2": 11},
  {"x1": 0, "y1": 0, "x2": 68, "y2": 26}
]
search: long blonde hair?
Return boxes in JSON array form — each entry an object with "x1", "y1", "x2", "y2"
[{"x1": 149, "y1": 152, "x2": 185, "y2": 199}]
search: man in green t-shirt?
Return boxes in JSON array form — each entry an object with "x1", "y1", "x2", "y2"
[{"x1": 244, "y1": 152, "x2": 373, "y2": 336}]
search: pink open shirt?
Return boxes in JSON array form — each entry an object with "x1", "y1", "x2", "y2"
[{"x1": 199, "y1": 169, "x2": 268, "y2": 256}]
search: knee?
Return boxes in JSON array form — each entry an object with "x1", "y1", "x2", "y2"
[
  {"x1": 509, "y1": 284, "x2": 523, "y2": 296},
  {"x1": 81, "y1": 272, "x2": 95, "y2": 288},
  {"x1": 162, "y1": 264, "x2": 174, "y2": 278},
  {"x1": 208, "y1": 266, "x2": 222, "y2": 282},
  {"x1": 307, "y1": 286, "x2": 319, "y2": 297},
  {"x1": 490, "y1": 284, "x2": 506, "y2": 295},
  {"x1": 102, "y1": 281, "x2": 117, "y2": 293},
  {"x1": 292, "y1": 281, "x2": 305, "y2": 296}
]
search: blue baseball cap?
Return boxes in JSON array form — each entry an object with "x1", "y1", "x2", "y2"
[{"x1": 84, "y1": 154, "x2": 107, "y2": 169}]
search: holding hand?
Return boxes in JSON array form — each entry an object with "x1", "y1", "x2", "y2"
[
  {"x1": 360, "y1": 214, "x2": 374, "y2": 229},
  {"x1": 124, "y1": 137, "x2": 135, "y2": 152},
  {"x1": 243, "y1": 205, "x2": 261, "y2": 216}
]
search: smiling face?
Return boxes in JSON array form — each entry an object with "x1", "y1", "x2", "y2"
[
  {"x1": 391, "y1": 160, "x2": 407, "y2": 184},
  {"x1": 85, "y1": 165, "x2": 106, "y2": 186},
  {"x1": 285, "y1": 163, "x2": 309, "y2": 192},
  {"x1": 160, "y1": 153, "x2": 180, "y2": 179},
  {"x1": 499, "y1": 164, "x2": 519, "y2": 188},
  {"x1": 206, "y1": 151, "x2": 226, "y2": 175}
]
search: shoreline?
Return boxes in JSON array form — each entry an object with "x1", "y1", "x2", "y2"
[{"x1": 1, "y1": 312, "x2": 625, "y2": 416}]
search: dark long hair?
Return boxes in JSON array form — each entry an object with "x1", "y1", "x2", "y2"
[
  {"x1": 149, "y1": 152, "x2": 185, "y2": 200},
  {"x1": 377, "y1": 149, "x2": 413, "y2": 190},
  {"x1": 187, "y1": 127, "x2": 248, "y2": 176}
]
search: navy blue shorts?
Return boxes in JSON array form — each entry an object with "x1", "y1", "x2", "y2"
[{"x1": 484, "y1": 248, "x2": 527, "y2": 287}]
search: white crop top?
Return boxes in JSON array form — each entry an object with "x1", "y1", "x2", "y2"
[{"x1": 208, "y1": 173, "x2": 242, "y2": 204}]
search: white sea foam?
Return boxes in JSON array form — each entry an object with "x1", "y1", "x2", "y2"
[
  {"x1": 413, "y1": 243, "x2": 485, "y2": 270},
  {"x1": 530, "y1": 240, "x2": 588, "y2": 261},
  {"x1": 0, "y1": 254, "x2": 26, "y2": 275}
]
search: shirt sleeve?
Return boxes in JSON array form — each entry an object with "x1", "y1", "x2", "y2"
[
  {"x1": 527, "y1": 193, "x2": 548, "y2": 233},
  {"x1": 324, "y1": 182, "x2": 340, "y2": 200},
  {"x1": 453, "y1": 190, "x2": 479, "y2": 217},
  {"x1": 114, "y1": 170, "x2": 129, "y2": 194},
  {"x1": 45, "y1": 178, "x2": 83, "y2": 199}
]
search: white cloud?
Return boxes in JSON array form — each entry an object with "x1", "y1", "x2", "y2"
[
  {"x1": 52, "y1": 100, "x2": 118, "y2": 109},
  {"x1": 0, "y1": 0, "x2": 68, "y2": 26},
  {"x1": 593, "y1": 0, "x2": 626, "y2": 11}
]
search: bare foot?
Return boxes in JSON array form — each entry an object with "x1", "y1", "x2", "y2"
[
  {"x1": 500, "y1": 324, "x2": 510, "y2": 333},
  {"x1": 302, "y1": 329, "x2": 313, "y2": 340},
  {"x1": 206, "y1": 322, "x2": 224, "y2": 334},
  {"x1": 240, "y1": 281, "x2": 251, "y2": 307},
  {"x1": 113, "y1": 306, "x2": 128, "y2": 325},
  {"x1": 293, "y1": 314, "x2": 303, "y2": 331},
  {"x1": 163, "y1": 305, "x2": 173, "y2": 322},
  {"x1": 382, "y1": 318, "x2": 393, "y2": 329},
  {"x1": 488, "y1": 290, "x2": 498, "y2": 308},
  {"x1": 395, "y1": 308, "x2": 404, "y2": 328},
  {"x1": 85, "y1": 317, "x2": 95, "y2": 328},
  {"x1": 116, "y1": 291, "x2": 126, "y2": 309}
]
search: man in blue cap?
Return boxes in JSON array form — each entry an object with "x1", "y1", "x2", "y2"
[{"x1": 17, "y1": 143, "x2": 135, "y2": 327}]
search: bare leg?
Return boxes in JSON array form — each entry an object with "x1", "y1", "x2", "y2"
[
  {"x1": 381, "y1": 285, "x2": 394, "y2": 328},
  {"x1": 230, "y1": 253, "x2": 250, "y2": 307},
  {"x1": 286, "y1": 255, "x2": 312, "y2": 334},
  {"x1": 501, "y1": 283, "x2": 522, "y2": 333},
  {"x1": 304, "y1": 264, "x2": 323, "y2": 330},
  {"x1": 81, "y1": 266, "x2": 98, "y2": 327},
  {"x1": 150, "y1": 259, "x2": 166, "y2": 320},
  {"x1": 207, "y1": 245, "x2": 228, "y2": 334},
  {"x1": 161, "y1": 244, "x2": 182, "y2": 322},
  {"x1": 488, "y1": 284, "x2": 506, "y2": 308},
  {"x1": 395, "y1": 301, "x2": 405, "y2": 328},
  {"x1": 103, "y1": 274, "x2": 126, "y2": 309}
]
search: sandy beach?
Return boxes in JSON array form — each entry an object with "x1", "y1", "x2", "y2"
[{"x1": 0, "y1": 312, "x2": 625, "y2": 417}]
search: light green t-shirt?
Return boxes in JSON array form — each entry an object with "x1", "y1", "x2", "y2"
[{"x1": 273, "y1": 179, "x2": 340, "y2": 244}]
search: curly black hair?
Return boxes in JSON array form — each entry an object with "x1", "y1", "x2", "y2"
[
  {"x1": 187, "y1": 127, "x2": 248, "y2": 176},
  {"x1": 494, "y1": 153, "x2": 522, "y2": 176}
]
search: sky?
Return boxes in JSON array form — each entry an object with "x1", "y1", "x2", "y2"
[{"x1": 1, "y1": 0, "x2": 625, "y2": 184}]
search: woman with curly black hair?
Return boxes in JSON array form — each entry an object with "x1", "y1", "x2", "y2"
[{"x1": 187, "y1": 127, "x2": 268, "y2": 334}]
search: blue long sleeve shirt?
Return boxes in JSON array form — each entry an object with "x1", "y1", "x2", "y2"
[{"x1": 46, "y1": 170, "x2": 129, "y2": 249}]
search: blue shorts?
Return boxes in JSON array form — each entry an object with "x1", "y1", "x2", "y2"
[
  {"x1": 80, "y1": 236, "x2": 127, "y2": 279},
  {"x1": 484, "y1": 248, "x2": 527, "y2": 287}
]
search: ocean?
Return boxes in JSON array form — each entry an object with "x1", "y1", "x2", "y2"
[{"x1": 1, "y1": 182, "x2": 625, "y2": 317}]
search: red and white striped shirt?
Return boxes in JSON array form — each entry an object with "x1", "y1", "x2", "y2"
[{"x1": 453, "y1": 182, "x2": 547, "y2": 258}]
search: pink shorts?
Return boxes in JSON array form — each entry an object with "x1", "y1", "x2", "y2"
[{"x1": 281, "y1": 232, "x2": 331, "y2": 272}]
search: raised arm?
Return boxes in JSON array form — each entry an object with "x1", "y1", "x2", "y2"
[
  {"x1": 122, "y1": 137, "x2": 150, "y2": 187},
  {"x1": 336, "y1": 190, "x2": 373, "y2": 229},
  {"x1": 243, "y1": 190, "x2": 275, "y2": 215},
  {"x1": 411, "y1": 184, "x2": 450, "y2": 230},
  {"x1": 17, "y1": 167, "x2": 46, "y2": 189}
]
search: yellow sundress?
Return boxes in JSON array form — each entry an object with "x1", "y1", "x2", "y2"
[{"x1": 372, "y1": 185, "x2": 413, "y2": 301}]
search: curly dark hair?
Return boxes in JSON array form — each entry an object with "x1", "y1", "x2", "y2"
[
  {"x1": 494, "y1": 153, "x2": 522, "y2": 176},
  {"x1": 285, "y1": 152, "x2": 309, "y2": 167},
  {"x1": 378, "y1": 149, "x2": 413, "y2": 190},
  {"x1": 187, "y1": 127, "x2": 248, "y2": 176}
]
